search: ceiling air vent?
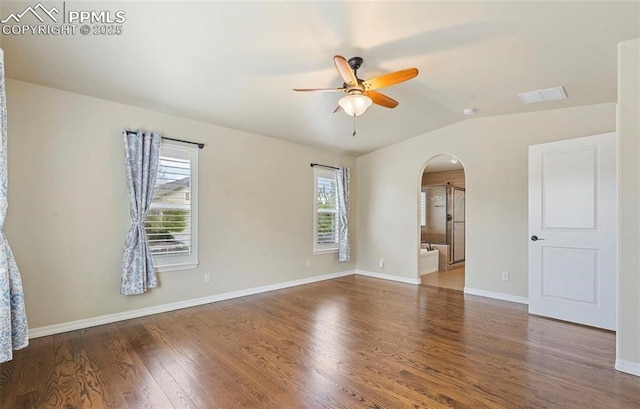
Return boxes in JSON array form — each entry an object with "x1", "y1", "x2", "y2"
[{"x1": 518, "y1": 86, "x2": 567, "y2": 104}]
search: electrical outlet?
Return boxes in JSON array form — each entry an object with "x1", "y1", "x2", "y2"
[
  {"x1": 379, "y1": 257, "x2": 385, "y2": 268},
  {"x1": 306, "y1": 260, "x2": 312, "y2": 268},
  {"x1": 204, "y1": 273, "x2": 211, "y2": 283},
  {"x1": 501, "y1": 271, "x2": 509, "y2": 281}
]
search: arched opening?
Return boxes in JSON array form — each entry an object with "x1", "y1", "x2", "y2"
[{"x1": 418, "y1": 154, "x2": 466, "y2": 291}]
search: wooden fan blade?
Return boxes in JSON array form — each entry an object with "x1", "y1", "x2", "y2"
[
  {"x1": 332, "y1": 104, "x2": 343, "y2": 114},
  {"x1": 366, "y1": 90, "x2": 399, "y2": 108},
  {"x1": 334, "y1": 55, "x2": 358, "y2": 87},
  {"x1": 362, "y1": 68, "x2": 418, "y2": 91},
  {"x1": 293, "y1": 87, "x2": 345, "y2": 92}
]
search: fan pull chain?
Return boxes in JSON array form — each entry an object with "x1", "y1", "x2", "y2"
[{"x1": 352, "y1": 114, "x2": 357, "y2": 137}]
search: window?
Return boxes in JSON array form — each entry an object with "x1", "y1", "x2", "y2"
[
  {"x1": 145, "y1": 142, "x2": 198, "y2": 271},
  {"x1": 313, "y1": 167, "x2": 339, "y2": 254}
]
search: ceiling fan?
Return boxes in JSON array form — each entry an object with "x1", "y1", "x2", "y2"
[{"x1": 293, "y1": 55, "x2": 419, "y2": 117}]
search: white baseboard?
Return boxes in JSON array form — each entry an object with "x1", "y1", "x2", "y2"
[
  {"x1": 356, "y1": 270, "x2": 421, "y2": 285},
  {"x1": 29, "y1": 271, "x2": 535, "y2": 339},
  {"x1": 615, "y1": 358, "x2": 640, "y2": 376},
  {"x1": 28, "y1": 270, "x2": 356, "y2": 339},
  {"x1": 464, "y1": 287, "x2": 529, "y2": 305}
]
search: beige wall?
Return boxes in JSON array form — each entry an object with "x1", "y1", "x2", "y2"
[
  {"x1": 4, "y1": 79, "x2": 356, "y2": 329},
  {"x1": 617, "y1": 38, "x2": 640, "y2": 373},
  {"x1": 356, "y1": 103, "x2": 616, "y2": 296}
]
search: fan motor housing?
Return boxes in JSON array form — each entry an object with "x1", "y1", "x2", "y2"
[{"x1": 348, "y1": 57, "x2": 363, "y2": 71}]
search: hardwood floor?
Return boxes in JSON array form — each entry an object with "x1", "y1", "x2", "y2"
[
  {"x1": 421, "y1": 266, "x2": 465, "y2": 291},
  {"x1": 1, "y1": 275, "x2": 638, "y2": 408}
]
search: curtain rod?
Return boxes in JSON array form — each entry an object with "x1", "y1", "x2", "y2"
[
  {"x1": 310, "y1": 163, "x2": 339, "y2": 170},
  {"x1": 125, "y1": 130, "x2": 205, "y2": 149}
]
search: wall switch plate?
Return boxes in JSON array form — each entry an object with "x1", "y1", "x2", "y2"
[
  {"x1": 204, "y1": 273, "x2": 211, "y2": 283},
  {"x1": 306, "y1": 260, "x2": 312, "y2": 268},
  {"x1": 379, "y1": 257, "x2": 385, "y2": 268},
  {"x1": 501, "y1": 271, "x2": 509, "y2": 281}
]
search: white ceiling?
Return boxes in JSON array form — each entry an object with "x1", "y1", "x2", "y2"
[{"x1": 1, "y1": 1, "x2": 638, "y2": 156}]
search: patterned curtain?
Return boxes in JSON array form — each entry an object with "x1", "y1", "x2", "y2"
[
  {"x1": 0, "y1": 48, "x2": 28, "y2": 363},
  {"x1": 121, "y1": 130, "x2": 161, "y2": 295},
  {"x1": 336, "y1": 167, "x2": 351, "y2": 262}
]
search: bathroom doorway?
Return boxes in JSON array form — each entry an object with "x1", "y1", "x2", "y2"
[{"x1": 419, "y1": 154, "x2": 466, "y2": 291}]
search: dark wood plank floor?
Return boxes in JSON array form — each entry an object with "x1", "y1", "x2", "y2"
[{"x1": 1, "y1": 275, "x2": 638, "y2": 408}]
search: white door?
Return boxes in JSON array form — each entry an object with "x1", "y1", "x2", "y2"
[{"x1": 528, "y1": 132, "x2": 617, "y2": 330}]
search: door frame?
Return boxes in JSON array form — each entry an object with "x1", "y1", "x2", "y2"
[{"x1": 417, "y1": 154, "x2": 467, "y2": 280}]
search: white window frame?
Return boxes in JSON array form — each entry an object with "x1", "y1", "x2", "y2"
[
  {"x1": 150, "y1": 141, "x2": 199, "y2": 272},
  {"x1": 313, "y1": 167, "x2": 340, "y2": 254}
]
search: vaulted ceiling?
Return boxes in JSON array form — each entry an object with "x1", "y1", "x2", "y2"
[{"x1": 1, "y1": 1, "x2": 638, "y2": 155}]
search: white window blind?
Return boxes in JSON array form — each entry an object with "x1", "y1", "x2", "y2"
[
  {"x1": 314, "y1": 168, "x2": 339, "y2": 253},
  {"x1": 145, "y1": 142, "x2": 198, "y2": 271}
]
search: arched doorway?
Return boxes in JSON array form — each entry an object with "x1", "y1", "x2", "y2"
[{"x1": 418, "y1": 154, "x2": 466, "y2": 291}]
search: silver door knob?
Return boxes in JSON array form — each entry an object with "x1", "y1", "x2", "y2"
[{"x1": 531, "y1": 235, "x2": 545, "y2": 241}]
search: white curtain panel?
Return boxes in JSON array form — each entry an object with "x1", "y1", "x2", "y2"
[
  {"x1": 121, "y1": 130, "x2": 161, "y2": 295},
  {"x1": 0, "y1": 48, "x2": 28, "y2": 363},
  {"x1": 336, "y1": 167, "x2": 351, "y2": 262}
]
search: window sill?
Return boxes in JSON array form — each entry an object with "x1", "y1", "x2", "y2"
[
  {"x1": 155, "y1": 262, "x2": 199, "y2": 273},
  {"x1": 313, "y1": 248, "x2": 338, "y2": 255}
]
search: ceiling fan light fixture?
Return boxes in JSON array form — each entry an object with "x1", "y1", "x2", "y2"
[{"x1": 338, "y1": 93, "x2": 372, "y2": 117}]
